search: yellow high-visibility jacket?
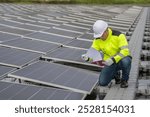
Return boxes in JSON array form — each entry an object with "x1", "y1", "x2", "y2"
[{"x1": 91, "y1": 28, "x2": 131, "y2": 63}]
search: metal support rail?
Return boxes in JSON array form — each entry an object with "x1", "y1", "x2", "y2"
[{"x1": 104, "y1": 8, "x2": 148, "y2": 100}]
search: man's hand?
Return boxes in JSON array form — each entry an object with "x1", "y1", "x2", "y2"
[
  {"x1": 81, "y1": 54, "x2": 93, "y2": 62},
  {"x1": 103, "y1": 58, "x2": 114, "y2": 66}
]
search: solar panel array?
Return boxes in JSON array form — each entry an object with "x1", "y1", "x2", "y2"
[
  {"x1": 0, "y1": 81, "x2": 86, "y2": 100},
  {"x1": 0, "y1": 4, "x2": 143, "y2": 100}
]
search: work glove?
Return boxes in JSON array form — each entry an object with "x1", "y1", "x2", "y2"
[
  {"x1": 102, "y1": 58, "x2": 114, "y2": 66},
  {"x1": 81, "y1": 54, "x2": 93, "y2": 62}
]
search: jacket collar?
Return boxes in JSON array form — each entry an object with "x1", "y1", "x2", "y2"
[{"x1": 106, "y1": 28, "x2": 112, "y2": 40}]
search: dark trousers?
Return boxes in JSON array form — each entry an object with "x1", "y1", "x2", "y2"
[{"x1": 99, "y1": 56, "x2": 132, "y2": 86}]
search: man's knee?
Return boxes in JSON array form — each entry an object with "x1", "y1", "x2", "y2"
[
  {"x1": 99, "y1": 79, "x2": 109, "y2": 86},
  {"x1": 121, "y1": 56, "x2": 132, "y2": 67}
]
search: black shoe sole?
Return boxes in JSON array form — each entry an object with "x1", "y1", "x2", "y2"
[
  {"x1": 115, "y1": 79, "x2": 121, "y2": 84},
  {"x1": 120, "y1": 85, "x2": 128, "y2": 88},
  {"x1": 115, "y1": 81, "x2": 121, "y2": 84}
]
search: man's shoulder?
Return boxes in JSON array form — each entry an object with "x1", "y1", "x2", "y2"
[{"x1": 111, "y1": 29, "x2": 122, "y2": 36}]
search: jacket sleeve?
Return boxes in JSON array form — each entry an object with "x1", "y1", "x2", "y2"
[
  {"x1": 113, "y1": 34, "x2": 131, "y2": 63},
  {"x1": 91, "y1": 39, "x2": 101, "y2": 51}
]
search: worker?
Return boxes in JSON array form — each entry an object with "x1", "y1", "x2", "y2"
[{"x1": 90, "y1": 20, "x2": 132, "y2": 88}]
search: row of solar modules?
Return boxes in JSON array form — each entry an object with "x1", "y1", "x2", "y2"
[
  {"x1": 0, "y1": 4, "x2": 109, "y2": 100},
  {"x1": 0, "y1": 4, "x2": 142, "y2": 100},
  {"x1": 136, "y1": 9, "x2": 150, "y2": 99}
]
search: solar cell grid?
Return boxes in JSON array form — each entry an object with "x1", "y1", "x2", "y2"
[
  {"x1": 47, "y1": 11, "x2": 69, "y2": 17},
  {"x1": 0, "y1": 24, "x2": 7, "y2": 29},
  {"x1": 26, "y1": 32, "x2": 73, "y2": 44},
  {"x1": 9, "y1": 18, "x2": 35, "y2": 24},
  {"x1": 42, "y1": 46, "x2": 99, "y2": 69},
  {"x1": 78, "y1": 33, "x2": 93, "y2": 40},
  {"x1": 27, "y1": 21, "x2": 57, "y2": 28},
  {"x1": 0, "y1": 20, "x2": 21, "y2": 26},
  {"x1": 65, "y1": 39, "x2": 92, "y2": 49},
  {"x1": 65, "y1": 22, "x2": 91, "y2": 29},
  {"x1": 0, "y1": 81, "x2": 85, "y2": 100},
  {"x1": 45, "y1": 47, "x2": 86, "y2": 62},
  {"x1": 54, "y1": 25, "x2": 88, "y2": 33},
  {"x1": 20, "y1": 15, "x2": 44, "y2": 21},
  {"x1": 0, "y1": 46, "x2": 41, "y2": 68},
  {"x1": 0, "y1": 27, "x2": 34, "y2": 35},
  {"x1": 0, "y1": 32, "x2": 20, "y2": 42},
  {"x1": 9, "y1": 61, "x2": 98, "y2": 94},
  {"x1": 36, "y1": 14, "x2": 55, "y2": 20},
  {"x1": 45, "y1": 19, "x2": 67, "y2": 24},
  {"x1": 14, "y1": 24, "x2": 48, "y2": 31},
  {"x1": 1, "y1": 37, "x2": 60, "y2": 54},
  {"x1": 56, "y1": 17, "x2": 75, "y2": 22},
  {"x1": 0, "y1": 65, "x2": 15, "y2": 78},
  {"x1": 43, "y1": 28, "x2": 83, "y2": 38}
]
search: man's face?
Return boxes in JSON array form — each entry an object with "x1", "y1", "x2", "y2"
[{"x1": 100, "y1": 28, "x2": 108, "y2": 41}]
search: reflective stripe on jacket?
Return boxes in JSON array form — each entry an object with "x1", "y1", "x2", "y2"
[{"x1": 91, "y1": 28, "x2": 131, "y2": 63}]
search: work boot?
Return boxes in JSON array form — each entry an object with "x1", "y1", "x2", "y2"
[
  {"x1": 120, "y1": 80, "x2": 128, "y2": 88},
  {"x1": 115, "y1": 78, "x2": 121, "y2": 84}
]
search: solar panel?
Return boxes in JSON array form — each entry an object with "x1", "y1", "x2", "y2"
[
  {"x1": 44, "y1": 19, "x2": 66, "y2": 25},
  {"x1": 44, "y1": 46, "x2": 87, "y2": 63},
  {"x1": 9, "y1": 18, "x2": 35, "y2": 24},
  {"x1": 43, "y1": 12, "x2": 66, "y2": 17},
  {"x1": 42, "y1": 46, "x2": 100, "y2": 69},
  {"x1": 0, "y1": 32, "x2": 20, "y2": 42},
  {"x1": 62, "y1": 15, "x2": 84, "y2": 21},
  {"x1": 0, "y1": 65, "x2": 15, "y2": 78},
  {"x1": 0, "y1": 24, "x2": 7, "y2": 29},
  {"x1": 65, "y1": 22, "x2": 91, "y2": 29},
  {"x1": 87, "y1": 29, "x2": 93, "y2": 33},
  {"x1": 20, "y1": 16, "x2": 42, "y2": 22},
  {"x1": 14, "y1": 24, "x2": 48, "y2": 31},
  {"x1": 42, "y1": 46, "x2": 101, "y2": 70},
  {"x1": 26, "y1": 32, "x2": 73, "y2": 44},
  {"x1": 54, "y1": 24, "x2": 88, "y2": 33},
  {"x1": 109, "y1": 25, "x2": 128, "y2": 32},
  {"x1": 27, "y1": 21, "x2": 57, "y2": 28},
  {"x1": 0, "y1": 20, "x2": 21, "y2": 26},
  {"x1": 78, "y1": 33, "x2": 93, "y2": 40},
  {"x1": 43, "y1": 28, "x2": 83, "y2": 38},
  {"x1": 9, "y1": 61, "x2": 99, "y2": 94},
  {"x1": 0, "y1": 46, "x2": 41, "y2": 68},
  {"x1": 76, "y1": 20, "x2": 94, "y2": 26},
  {"x1": 66, "y1": 39, "x2": 92, "y2": 49},
  {"x1": 0, "y1": 81, "x2": 86, "y2": 100},
  {"x1": 29, "y1": 15, "x2": 49, "y2": 20},
  {"x1": 108, "y1": 20, "x2": 132, "y2": 25},
  {"x1": 1, "y1": 37, "x2": 60, "y2": 54},
  {"x1": 56, "y1": 17, "x2": 75, "y2": 22},
  {"x1": 0, "y1": 27, "x2": 34, "y2": 35}
]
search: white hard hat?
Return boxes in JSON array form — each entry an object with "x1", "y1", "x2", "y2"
[{"x1": 93, "y1": 20, "x2": 108, "y2": 38}]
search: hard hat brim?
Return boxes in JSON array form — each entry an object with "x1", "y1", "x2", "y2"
[{"x1": 94, "y1": 33, "x2": 103, "y2": 38}]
